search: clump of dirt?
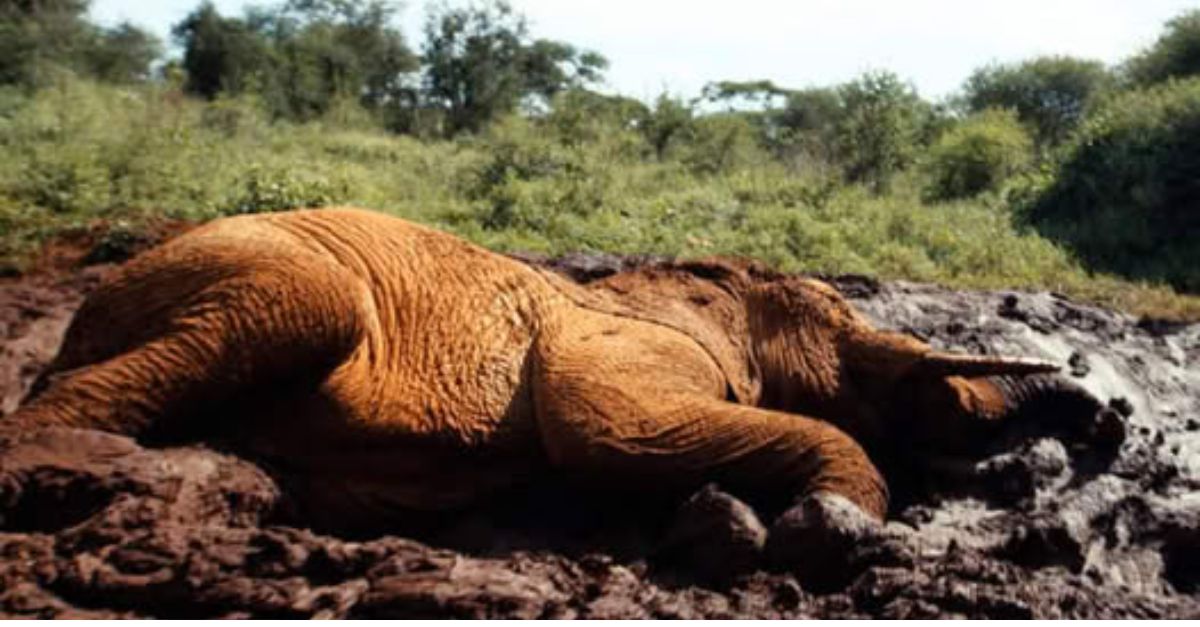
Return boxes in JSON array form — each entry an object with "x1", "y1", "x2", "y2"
[
  {"x1": 0, "y1": 252, "x2": 1198, "y2": 618},
  {"x1": 24, "y1": 219, "x2": 194, "y2": 275},
  {"x1": 0, "y1": 268, "x2": 111, "y2": 415}
]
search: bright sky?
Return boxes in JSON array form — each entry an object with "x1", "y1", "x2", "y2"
[{"x1": 89, "y1": 0, "x2": 1197, "y2": 101}]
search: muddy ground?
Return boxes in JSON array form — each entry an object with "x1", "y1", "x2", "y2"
[{"x1": 1, "y1": 248, "x2": 1199, "y2": 618}]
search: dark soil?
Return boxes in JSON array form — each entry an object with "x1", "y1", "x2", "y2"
[{"x1": 1, "y1": 249, "x2": 1198, "y2": 618}]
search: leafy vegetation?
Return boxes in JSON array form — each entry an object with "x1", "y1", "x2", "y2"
[
  {"x1": 0, "y1": 0, "x2": 161, "y2": 88},
  {"x1": 1027, "y1": 78, "x2": 1200, "y2": 292},
  {"x1": 961, "y1": 56, "x2": 1111, "y2": 148},
  {"x1": 1124, "y1": 9, "x2": 1200, "y2": 86},
  {"x1": 922, "y1": 109, "x2": 1032, "y2": 202},
  {"x1": 421, "y1": 0, "x2": 606, "y2": 135},
  {"x1": 2, "y1": 0, "x2": 1200, "y2": 319}
]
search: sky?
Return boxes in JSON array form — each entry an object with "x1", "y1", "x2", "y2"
[{"x1": 89, "y1": 0, "x2": 1199, "y2": 102}]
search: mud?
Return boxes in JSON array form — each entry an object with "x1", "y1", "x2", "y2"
[{"x1": 1, "y1": 251, "x2": 1199, "y2": 618}]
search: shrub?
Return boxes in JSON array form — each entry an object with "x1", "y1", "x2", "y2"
[
  {"x1": 1029, "y1": 78, "x2": 1200, "y2": 291},
  {"x1": 465, "y1": 117, "x2": 573, "y2": 196},
  {"x1": 923, "y1": 109, "x2": 1033, "y2": 201},
  {"x1": 680, "y1": 113, "x2": 765, "y2": 175},
  {"x1": 544, "y1": 89, "x2": 647, "y2": 147},
  {"x1": 200, "y1": 93, "x2": 270, "y2": 137},
  {"x1": 16, "y1": 147, "x2": 112, "y2": 213},
  {"x1": 230, "y1": 165, "x2": 350, "y2": 214},
  {"x1": 462, "y1": 115, "x2": 621, "y2": 230}
]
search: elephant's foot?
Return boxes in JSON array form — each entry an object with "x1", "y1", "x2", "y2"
[
  {"x1": 658, "y1": 484, "x2": 768, "y2": 585},
  {"x1": 765, "y1": 491, "x2": 913, "y2": 592}
]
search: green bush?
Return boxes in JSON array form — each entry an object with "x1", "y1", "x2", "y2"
[
  {"x1": 200, "y1": 93, "x2": 270, "y2": 137},
  {"x1": 230, "y1": 165, "x2": 351, "y2": 214},
  {"x1": 461, "y1": 115, "x2": 628, "y2": 231},
  {"x1": 1029, "y1": 78, "x2": 1200, "y2": 291},
  {"x1": 543, "y1": 89, "x2": 647, "y2": 147},
  {"x1": 16, "y1": 146, "x2": 113, "y2": 213},
  {"x1": 923, "y1": 109, "x2": 1033, "y2": 201},
  {"x1": 680, "y1": 113, "x2": 766, "y2": 175}
]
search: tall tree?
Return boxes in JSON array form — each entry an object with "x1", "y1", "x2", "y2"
[
  {"x1": 773, "y1": 87, "x2": 840, "y2": 143},
  {"x1": 0, "y1": 0, "x2": 90, "y2": 86},
  {"x1": 963, "y1": 56, "x2": 1111, "y2": 147},
  {"x1": 1125, "y1": 9, "x2": 1200, "y2": 87},
  {"x1": 834, "y1": 71, "x2": 928, "y2": 191},
  {"x1": 0, "y1": 0, "x2": 160, "y2": 87},
  {"x1": 88, "y1": 21, "x2": 163, "y2": 83},
  {"x1": 173, "y1": 0, "x2": 418, "y2": 122},
  {"x1": 273, "y1": 0, "x2": 418, "y2": 115},
  {"x1": 173, "y1": 2, "x2": 274, "y2": 99},
  {"x1": 421, "y1": 0, "x2": 606, "y2": 135},
  {"x1": 421, "y1": 1, "x2": 524, "y2": 134},
  {"x1": 699, "y1": 80, "x2": 792, "y2": 110},
  {"x1": 638, "y1": 93, "x2": 694, "y2": 160},
  {"x1": 520, "y1": 38, "x2": 606, "y2": 101}
]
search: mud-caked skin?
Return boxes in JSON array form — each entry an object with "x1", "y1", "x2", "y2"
[{"x1": 5, "y1": 208, "x2": 1099, "y2": 531}]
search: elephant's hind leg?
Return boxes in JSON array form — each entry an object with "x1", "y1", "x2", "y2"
[
  {"x1": 7, "y1": 259, "x2": 366, "y2": 439},
  {"x1": 534, "y1": 377, "x2": 888, "y2": 520}
]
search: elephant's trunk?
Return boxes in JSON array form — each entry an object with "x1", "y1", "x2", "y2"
[
  {"x1": 841, "y1": 327, "x2": 1124, "y2": 453},
  {"x1": 983, "y1": 374, "x2": 1125, "y2": 449},
  {"x1": 987, "y1": 374, "x2": 1098, "y2": 419},
  {"x1": 909, "y1": 374, "x2": 1125, "y2": 455}
]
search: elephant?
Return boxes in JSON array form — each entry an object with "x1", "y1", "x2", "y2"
[{"x1": 5, "y1": 207, "x2": 1106, "y2": 535}]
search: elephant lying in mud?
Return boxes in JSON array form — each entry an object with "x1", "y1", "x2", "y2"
[{"x1": 6, "y1": 207, "x2": 1106, "y2": 536}]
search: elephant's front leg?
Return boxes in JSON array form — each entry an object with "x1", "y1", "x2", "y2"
[
  {"x1": 530, "y1": 324, "x2": 891, "y2": 585},
  {"x1": 531, "y1": 367, "x2": 888, "y2": 521}
]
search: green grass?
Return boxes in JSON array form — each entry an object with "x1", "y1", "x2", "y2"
[{"x1": 3, "y1": 78, "x2": 1198, "y2": 320}]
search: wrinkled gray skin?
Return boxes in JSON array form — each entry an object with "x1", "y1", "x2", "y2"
[{"x1": 0, "y1": 256, "x2": 1198, "y2": 618}]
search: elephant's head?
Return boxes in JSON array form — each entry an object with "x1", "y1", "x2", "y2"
[{"x1": 743, "y1": 276, "x2": 1118, "y2": 454}]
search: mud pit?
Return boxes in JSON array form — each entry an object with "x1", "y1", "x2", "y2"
[{"x1": 2, "y1": 252, "x2": 1199, "y2": 618}]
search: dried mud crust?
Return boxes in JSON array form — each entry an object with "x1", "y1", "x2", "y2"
[{"x1": 1, "y1": 254, "x2": 1199, "y2": 618}]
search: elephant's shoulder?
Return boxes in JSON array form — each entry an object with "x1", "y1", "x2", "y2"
[{"x1": 532, "y1": 266, "x2": 762, "y2": 405}]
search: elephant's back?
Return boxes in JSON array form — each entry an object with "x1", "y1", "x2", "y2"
[
  {"x1": 44, "y1": 211, "x2": 367, "y2": 381},
  {"x1": 245, "y1": 207, "x2": 547, "y2": 297},
  {"x1": 248, "y1": 208, "x2": 556, "y2": 446},
  {"x1": 55, "y1": 207, "x2": 556, "y2": 449}
]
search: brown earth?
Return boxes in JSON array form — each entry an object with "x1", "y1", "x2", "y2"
[{"x1": 1, "y1": 243, "x2": 1199, "y2": 618}]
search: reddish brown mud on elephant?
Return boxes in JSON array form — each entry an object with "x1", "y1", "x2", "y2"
[{"x1": 6, "y1": 207, "x2": 1095, "y2": 531}]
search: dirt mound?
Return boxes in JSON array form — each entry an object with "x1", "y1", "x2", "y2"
[
  {"x1": 1, "y1": 254, "x2": 1198, "y2": 618},
  {"x1": 0, "y1": 267, "x2": 113, "y2": 416}
]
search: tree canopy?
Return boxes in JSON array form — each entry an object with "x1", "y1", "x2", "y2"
[
  {"x1": 420, "y1": 1, "x2": 607, "y2": 134},
  {"x1": 173, "y1": 0, "x2": 418, "y2": 121},
  {"x1": 1125, "y1": 9, "x2": 1200, "y2": 86},
  {"x1": 962, "y1": 56, "x2": 1111, "y2": 147},
  {"x1": 0, "y1": 0, "x2": 160, "y2": 88}
]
